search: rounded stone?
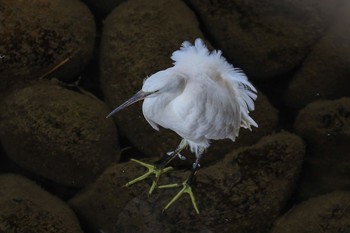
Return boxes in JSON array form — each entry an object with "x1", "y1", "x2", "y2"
[
  {"x1": 0, "y1": 0, "x2": 96, "y2": 98},
  {"x1": 69, "y1": 160, "x2": 155, "y2": 233},
  {"x1": 187, "y1": 0, "x2": 338, "y2": 80},
  {"x1": 0, "y1": 80, "x2": 119, "y2": 187},
  {"x1": 0, "y1": 174, "x2": 83, "y2": 233},
  {"x1": 294, "y1": 98, "x2": 350, "y2": 200},
  {"x1": 69, "y1": 132, "x2": 304, "y2": 232},
  {"x1": 285, "y1": 1, "x2": 350, "y2": 109},
  {"x1": 191, "y1": 132, "x2": 304, "y2": 232},
  {"x1": 271, "y1": 191, "x2": 350, "y2": 233}
]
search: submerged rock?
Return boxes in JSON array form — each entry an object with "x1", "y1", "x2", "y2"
[
  {"x1": 69, "y1": 132, "x2": 304, "y2": 233},
  {"x1": 0, "y1": 0, "x2": 95, "y2": 98},
  {"x1": 294, "y1": 98, "x2": 350, "y2": 200},
  {"x1": 187, "y1": 0, "x2": 337, "y2": 80},
  {"x1": 0, "y1": 80, "x2": 119, "y2": 187},
  {"x1": 271, "y1": 191, "x2": 350, "y2": 233},
  {"x1": 69, "y1": 160, "x2": 154, "y2": 233},
  {"x1": 0, "y1": 174, "x2": 83, "y2": 233},
  {"x1": 285, "y1": 1, "x2": 350, "y2": 109}
]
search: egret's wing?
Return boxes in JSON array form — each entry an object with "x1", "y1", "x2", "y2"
[
  {"x1": 186, "y1": 70, "x2": 257, "y2": 142},
  {"x1": 168, "y1": 77, "x2": 241, "y2": 142},
  {"x1": 223, "y1": 70, "x2": 258, "y2": 130},
  {"x1": 201, "y1": 78, "x2": 242, "y2": 141}
]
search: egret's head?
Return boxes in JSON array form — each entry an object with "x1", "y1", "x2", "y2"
[
  {"x1": 106, "y1": 69, "x2": 184, "y2": 118},
  {"x1": 142, "y1": 69, "x2": 184, "y2": 95}
]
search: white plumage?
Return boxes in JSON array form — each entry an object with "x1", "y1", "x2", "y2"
[{"x1": 140, "y1": 38, "x2": 257, "y2": 155}]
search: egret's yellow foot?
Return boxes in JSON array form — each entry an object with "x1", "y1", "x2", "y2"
[
  {"x1": 159, "y1": 180, "x2": 199, "y2": 214},
  {"x1": 124, "y1": 159, "x2": 173, "y2": 195}
]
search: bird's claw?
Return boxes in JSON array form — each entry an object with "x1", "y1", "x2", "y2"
[
  {"x1": 124, "y1": 159, "x2": 173, "y2": 195},
  {"x1": 158, "y1": 180, "x2": 200, "y2": 214}
]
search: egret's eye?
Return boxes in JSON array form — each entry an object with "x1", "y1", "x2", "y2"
[{"x1": 143, "y1": 90, "x2": 159, "y2": 98}]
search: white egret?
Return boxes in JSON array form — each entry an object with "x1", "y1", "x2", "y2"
[{"x1": 107, "y1": 38, "x2": 258, "y2": 214}]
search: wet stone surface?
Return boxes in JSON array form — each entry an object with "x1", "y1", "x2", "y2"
[
  {"x1": 69, "y1": 132, "x2": 304, "y2": 233},
  {"x1": 285, "y1": 0, "x2": 350, "y2": 109},
  {"x1": 186, "y1": 0, "x2": 338, "y2": 80},
  {"x1": 294, "y1": 98, "x2": 350, "y2": 201},
  {"x1": 270, "y1": 191, "x2": 350, "y2": 233},
  {"x1": 0, "y1": 0, "x2": 95, "y2": 99},
  {"x1": 0, "y1": 80, "x2": 120, "y2": 187},
  {"x1": 0, "y1": 174, "x2": 83, "y2": 233}
]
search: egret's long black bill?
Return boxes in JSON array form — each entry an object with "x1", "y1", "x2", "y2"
[{"x1": 106, "y1": 90, "x2": 151, "y2": 118}]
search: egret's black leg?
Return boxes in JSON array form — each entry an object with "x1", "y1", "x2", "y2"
[
  {"x1": 159, "y1": 153, "x2": 203, "y2": 214},
  {"x1": 155, "y1": 139, "x2": 188, "y2": 169},
  {"x1": 186, "y1": 156, "x2": 202, "y2": 186}
]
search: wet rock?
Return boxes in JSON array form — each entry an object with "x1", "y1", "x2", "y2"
[
  {"x1": 0, "y1": 0, "x2": 95, "y2": 98},
  {"x1": 270, "y1": 191, "x2": 350, "y2": 233},
  {"x1": 68, "y1": 159, "x2": 216, "y2": 233},
  {"x1": 285, "y1": 1, "x2": 350, "y2": 109},
  {"x1": 294, "y1": 98, "x2": 350, "y2": 200},
  {"x1": 113, "y1": 189, "x2": 213, "y2": 233},
  {"x1": 69, "y1": 132, "x2": 304, "y2": 233},
  {"x1": 193, "y1": 131, "x2": 304, "y2": 232},
  {"x1": 100, "y1": 0, "x2": 208, "y2": 157},
  {"x1": 0, "y1": 80, "x2": 119, "y2": 187},
  {"x1": 187, "y1": 0, "x2": 338, "y2": 80},
  {"x1": 69, "y1": 160, "x2": 153, "y2": 233},
  {"x1": 69, "y1": 159, "x2": 212, "y2": 232},
  {"x1": 0, "y1": 174, "x2": 83, "y2": 233}
]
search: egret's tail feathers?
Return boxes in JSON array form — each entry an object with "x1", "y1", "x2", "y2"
[
  {"x1": 241, "y1": 116, "x2": 258, "y2": 130},
  {"x1": 225, "y1": 70, "x2": 257, "y2": 113}
]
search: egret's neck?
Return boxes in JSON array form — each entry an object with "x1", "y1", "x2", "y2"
[
  {"x1": 143, "y1": 85, "x2": 183, "y2": 125},
  {"x1": 144, "y1": 91, "x2": 176, "y2": 112}
]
